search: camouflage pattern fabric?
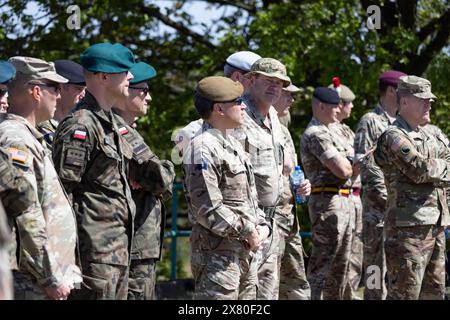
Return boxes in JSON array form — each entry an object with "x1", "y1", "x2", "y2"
[
  {"x1": 374, "y1": 115, "x2": 450, "y2": 299},
  {"x1": 354, "y1": 104, "x2": 393, "y2": 299},
  {"x1": 0, "y1": 113, "x2": 80, "y2": 299},
  {"x1": 52, "y1": 92, "x2": 135, "y2": 299},
  {"x1": 233, "y1": 94, "x2": 285, "y2": 300},
  {"x1": 36, "y1": 118, "x2": 59, "y2": 147},
  {"x1": 183, "y1": 122, "x2": 266, "y2": 300},
  {"x1": 114, "y1": 115, "x2": 175, "y2": 300},
  {"x1": 300, "y1": 117, "x2": 353, "y2": 299},
  {"x1": 0, "y1": 201, "x2": 12, "y2": 300}
]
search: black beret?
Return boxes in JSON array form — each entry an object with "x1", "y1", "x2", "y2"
[
  {"x1": 313, "y1": 87, "x2": 340, "y2": 105},
  {"x1": 55, "y1": 60, "x2": 85, "y2": 85}
]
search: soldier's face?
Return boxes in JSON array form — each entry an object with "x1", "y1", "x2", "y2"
[
  {"x1": 106, "y1": 71, "x2": 133, "y2": 98},
  {"x1": 274, "y1": 90, "x2": 294, "y2": 116},
  {"x1": 250, "y1": 75, "x2": 283, "y2": 105},
  {"x1": 407, "y1": 96, "x2": 431, "y2": 125},
  {"x1": 126, "y1": 83, "x2": 152, "y2": 116},
  {"x1": 0, "y1": 84, "x2": 8, "y2": 113},
  {"x1": 322, "y1": 102, "x2": 340, "y2": 124},
  {"x1": 58, "y1": 83, "x2": 86, "y2": 114},
  {"x1": 36, "y1": 82, "x2": 61, "y2": 121},
  {"x1": 338, "y1": 100, "x2": 353, "y2": 120},
  {"x1": 218, "y1": 97, "x2": 246, "y2": 128}
]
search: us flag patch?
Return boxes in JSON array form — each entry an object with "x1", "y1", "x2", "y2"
[
  {"x1": 73, "y1": 130, "x2": 87, "y2": 140},
  {"x1": 8, "y1": 147, "x2": 28, "y2": 164},
  {"x1": 119, "y1": 127, "x2": 129, "y2": 135}
]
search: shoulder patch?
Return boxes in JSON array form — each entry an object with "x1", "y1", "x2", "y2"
[
  {"x1": 73, "y1": 130, "x2": 87, "y2": 140},
  {"x1": 391, "y1": 136, "x2": 407, "y2": 152},
  {"x1": 8, "y1": 147, "x2": 28, "y2": 165},
  {"x1": 118, "y1": 126, "x2": 129, "y2": 135}
]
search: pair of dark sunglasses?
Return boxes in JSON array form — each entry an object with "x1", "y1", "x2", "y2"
[
  {"x1": 28, "y1": 82, "x2": 62, "y2": 94},
  {"x1": 129, "y1": 86, "x2": 150, "y2": 95}
]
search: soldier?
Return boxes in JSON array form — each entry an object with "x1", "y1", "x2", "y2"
[
  {"x1": 37, "y1": 60, "x2": 86, "y2": 146},
  {"x1": 236, "y1": 58, "x2": 310, "y2": 300},
  {"x1": 354, "y1": 70, "x2": 406, "y2": 300},
  {"x1": 113, "y1": 62, "x2": 175, "y2": 300},
  {"x1": 0, "y1": 201, "x2": 11, "y2": 300},
  {"x1": 272, "y1": 84, "x2": 311, "y2": 300},
  {"x1": 0, "y1": 61, "x2": 16, "y2": 113},
  {"x1": 52, "y1": 43, "x2": 136, "y2": 300},
  {"x1": 300, "y1": 87, "x2": 359, "y2": 300},
  {"x1": 374, "y1": 75, "x2": 449, "y2": 300},
  {"x1": 0, "y1": 56, "x2": 81, "y2": 300},
  {"x1": 174, "y1": 51, "x2": 261, "y2": 158},
  {"x1": 328, "y1": 80, "x2": 363, "y2": 299},
  {"x1": 183, "y1": 76, "x2": 270, "y2": 300}
]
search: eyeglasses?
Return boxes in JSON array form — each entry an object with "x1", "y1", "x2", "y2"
[
  {"x1": 129, "y1": 86, "x2": 150, "y2": 95},
  {"x1": 0, "y1": 88, "x2": 7, "y2": 97},
  {"x1": 28, "y1": 82, "x2": 61, "y2": 94}
]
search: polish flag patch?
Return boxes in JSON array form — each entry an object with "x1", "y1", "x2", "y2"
[
  {"x1": 119, "y1": 126, "x2": 129, "y2": 135},
  {"x1": 73, "y1": 130, "x2": 87, "y2": 140}
]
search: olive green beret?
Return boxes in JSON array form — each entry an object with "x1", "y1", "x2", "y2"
[
  {"x1": 196, "y1": 76, "x2": 244, "y2": 102},
  {"x1": 80, "y1": 43, "x2": 135, "y2": 73}
]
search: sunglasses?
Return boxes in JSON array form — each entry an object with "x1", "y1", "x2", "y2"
[
  {"x1": 0, "y1": 88, "x2": 7, "y2": 97},
  {"x1": 28, "y1": 82, "x2": 61, "y2": 94},
  {"x1": 129, "y1": 86, "x2": 150, "y2": 95}
]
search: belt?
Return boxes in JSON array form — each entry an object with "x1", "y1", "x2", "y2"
[
  {"x1": 260, "y1": 206, "x2": 276, "y2": 219},
  {"x1": 311, "y1": 186, "x2": 361, "y2": 197}
]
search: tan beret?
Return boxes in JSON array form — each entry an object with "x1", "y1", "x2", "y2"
[{"x1": 196, "y1": 76, "x2": 244, "y2": 102}]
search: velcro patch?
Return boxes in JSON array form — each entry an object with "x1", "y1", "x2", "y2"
[
  {"x1": 133, "y1": 143, "x2": 147, "y2": 155},
  {"x1": 119, "y1": 126, "x2": 129, "y2": 135},
  {"x1": 64, "y1": 148, "x2": 86, "y2": 167},
  {"x1": 8, "y1": 147, "x2": 28, "y2": 165},
  {"x1": 391, "y1": 136, "x2": 406, "y2": 151},
  {"x1": 73, "y1": 130, "x2": 87, "y2": 140}
]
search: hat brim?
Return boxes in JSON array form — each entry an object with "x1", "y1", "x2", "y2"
[
  {"x1": 250, "y1": 71, "x2": 291, "y2": 87},
  {"x1": 283, "y1": 84, "x2": 301, "y2": 93},
  {"x1": 413, "y1": 92, "x2": 437, "y2": 100}
]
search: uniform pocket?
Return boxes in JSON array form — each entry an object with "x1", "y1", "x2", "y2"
[{"x1": 205, "y1": 254, "x2": 240, "y2": 291}]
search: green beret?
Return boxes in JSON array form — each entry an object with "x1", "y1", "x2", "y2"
[
  {"x1": 196, "y1": 76, "x2": 243, "y2": 102},
  {"x1": 130, "y1": 62, "x2": 156, "y2": 84},
  {"x1": 80, "y1": 43, "x2": 135, "y2": 73}
]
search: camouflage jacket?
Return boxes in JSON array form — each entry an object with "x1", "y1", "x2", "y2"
[
  {"x1": 374, "y1": 116, "x2": 450, "y2": 227},
  {"x1": 183, "y1": 122, "x2": 266, "y2": 251},
  {"x1": 37, "y1": 118, "x2": 59, "y2": 147},
  {"x1": 330, "y1": 122, "x2": 361, "y2": 188},
  {"x1": 354, "y1": 105, "x2": 394, "y2": 215},
  {"x1": 114, "y1": 114, "x2": 175, "y2": 260},
  {"x1": 234, "y1": 94, "x2": 285, "y2": 209},
  {"x1": 0, "y1": 114, "x2": 80, "y2": 288},
  {"x1": 52, "y1": 91, "x2": 135, "y2": 266},
  {"x1": 300, "y1": 117, "x2": 349, "y2": 187}
]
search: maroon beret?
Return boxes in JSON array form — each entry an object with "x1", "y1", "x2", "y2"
[{"x1": 378, "y1": 70, "x2": 407, "y2": 87}]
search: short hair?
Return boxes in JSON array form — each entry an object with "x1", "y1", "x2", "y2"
[
  {"x1": 396, "y1": 91, "x2": 410, "y2": 108},
  {"x1": 224, "y1": 63, "x2": 244, "y2": 78},
  {"x1": 194, "y1": 92, "x2": 215, "y2": 120},
  {"x1": 379, "y1": 82, "x2": 394, "y2": 96}
]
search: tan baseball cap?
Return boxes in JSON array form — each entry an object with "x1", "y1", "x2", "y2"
[
  {"x1": 249, "y1": 58, "x2": 291, "y2": 87},
  {"x1": 8, "y1": 56, "x2": 68, "y2": 83},
  {"x1": 397, "y1": 75, "x2": 436, "y2": 100}
]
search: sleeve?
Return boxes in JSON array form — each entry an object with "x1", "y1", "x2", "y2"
[
  {"x1": 309, "y1": 131, "x2": 341, "y2": 164},
  {"x1": 5, "y1": 142, "x2": 61, "y2": 288},
  {"x1": 183, "y1": 148, "x2": 256, "y2": 239},
  {"x1": 52, "y1": 120, "x2": 93, "y2": 195},
  {"x1": 376, "y1": 131, "x2": 450, "y2": 185},
  {"x1": 0, "y1": 148, "x2": 35, "y2": 216}
]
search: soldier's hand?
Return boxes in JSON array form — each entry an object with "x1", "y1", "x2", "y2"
[
  {"x1": 245, "y1": 228, "x2": 261, "y2": 252},
  {"x1": 296, "y1": 179, "x2": 311, "y2": 196},
  {"x1": 283, "y1": 156, "x2": 295, "y2": 176},
  {"x1": 44, "y1": 283, "x2": 72, "y2": 300},
  {"x1": 129, "y1": 179, "x2": 143, "y2": 190},
  {"x1": 256, "y1": 224, "x2": 270, "y2": 245}
]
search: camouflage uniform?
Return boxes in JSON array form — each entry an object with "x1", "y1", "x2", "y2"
[
  {"x1": 354, "y1": 104, "x2": 393, "y2": 299},
  {"x1": 374, "y1": 115, "x2": 450, "y2": 300},
  {"x1": 300, "y1": 117, "x2": 353, "y2": 300},
  {"x1": 330, "y1": 122, "x2": 363, "y2": 299},
  {"x1": 0, "y1": 113, "x2": 81, "y2": 300},
  {"x1": 234, "y1": 94, "x2": 285, "y2": 300},
  {"x1": 0, "y1": 145, "x2": 36, "y2": 300},
  {"x1": 37, "y1": 118, "x2": 59, "y2": 147},
  {"x1": 183, "y1": 122, "x2": 266, "y2": 300},
  {"x1": 52, "y1": 92, "x2": 135, "y2": 300},
  {"x1": 274, "y1": 125, "x2": 310, "y2": 300},
  {"x1": 114, "y1": 115, "x2": 175, "y2": 300}
]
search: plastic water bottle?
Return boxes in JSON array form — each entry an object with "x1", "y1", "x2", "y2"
[{"x1": 291, "y1": 165, "x2": 306, "y2": 204}]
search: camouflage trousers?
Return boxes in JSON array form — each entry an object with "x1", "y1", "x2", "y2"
[
  {"x1": 191, "y1": 251, "x2": 258, "y2": 300},
  {"x1": 69, "y1": 262, "x2": 129, "y2": 300},
  {"x1": 384, "y1": 224, "x2": 445, "y2": 300},
  {"x1": 362, "y1": 211, "x2": 387, "y2": 300},
  {"x1": 343, "y1": 194, "x2": 363, "y2": 300},
  {"x1": 128, "y1": 258, "x2": 156, "y2": 300},
  {"x1": 0, "y1": 249, "x2": 13, "y2": 300},
  {"x1": 13, "y1": 270, "x2": 50, "y2": 300},
  {"x1": 307, "y1": 193, "x2": 353, "y2": 300},
  {"x1": 256, "y1": 219, "x2": 280, "y2": 300},
  {"x1": 274, "y1": 212, "x2": 310, "y2": 300}
]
